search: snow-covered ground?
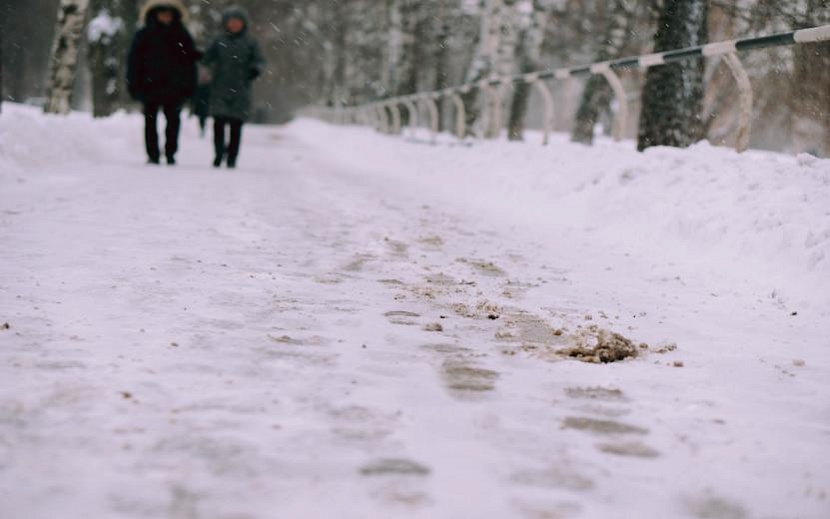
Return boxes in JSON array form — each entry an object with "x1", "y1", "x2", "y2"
[{"x1": 1, "y1": 103, "x2": 829, "y2": 519}]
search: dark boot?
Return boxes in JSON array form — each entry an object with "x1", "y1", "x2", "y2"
[
  {"x1": 163, "y1": 102, "x2": 181, "y2": 164},
  {"x1": 144, "y1": 101, "x2": 161, "y2": 164},
  {"x1": 226, "y1": 119, "x2": 243, "y2": 169},
  {"x1": 213, "y1": 117, "x2": 227, "y2": 167}
]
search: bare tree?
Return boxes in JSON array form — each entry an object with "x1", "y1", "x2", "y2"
[
  {"x1": 87, "y1": 0, "x2": 128, "y2": 117},
  {"x1": 463, "y1": 0, "x2": 524, "y2": 136},
  {"x1": 0, "y1": 18, "x2": 4, "y2": 113},
  {"x1": 341, "y1": 0, "x2": 388, "y2": 104},
  {"x1": 571, "y1": 0, "x2": 640, "y2": 144},
  {"x1": 44, "y1": 0, "x2": 91, "y2": 114},
  {"x1": 385, "y1": 0, "x2": 418, "y2": 96},
  {"x1": 637, "y1": 0, "x2": 708, "y2": 151},
  {"x1": 786, "y1": 0, "x2": 830, "y2": 155},
  {"x1": 507, "y1": 0, "x2": 552, "y2": 140}
]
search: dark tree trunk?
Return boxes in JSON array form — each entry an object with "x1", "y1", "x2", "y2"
[
  {"x1": 88, "y1": 0, "x2": 136, "y2": 117},
  {"x1": 637, "y1": 0, "x2": 708, "y2": 151},
  {"x1": 571, "y1": 0, "x2": 637, "y2": 145},
  {"x1": 433, "y1": 0, "x2": 451, "y2": 130},
  {"x1": 571, "y1": 76, "x2": 615, "y2": 143},
  {"x1": 117, "y1": 0, "x2": 138, "y2": 109},
  {"x1": 507, "y1": 80, "x2": 530, "y2": 141},
  {"x1": 0, "y1": 24, "x2": 3, "y2": 113},
  {"x1": 787, "y1": 0, "x2": 830, "y2": 156},
  {"x1": 88, "y1": 2, "x2": 117, "y2": 117},
  {"x1": 506, "y1": 25, "x2": 532, "y2": 141},
  {"x1": 507, "y1": 0, "x2": 548, "y2": 141}
]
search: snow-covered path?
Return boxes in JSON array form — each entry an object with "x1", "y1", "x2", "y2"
[{"x1": 1, "y1": 106, "x2": 829, "y2": 518}]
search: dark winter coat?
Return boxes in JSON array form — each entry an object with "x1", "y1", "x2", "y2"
[
  {"x1": 203, "y1": 7, "x2": 266, "y2": 122},
  {"x1": 192, "y1": 83, "x2": 211, "y2": 119},
  {"x1": 127, "y1": 0, "x2": 199, "y2": 105}
]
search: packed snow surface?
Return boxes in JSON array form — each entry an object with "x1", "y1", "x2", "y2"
[{"x1": 1, "y1": 103, "x2": 829, "y2": 518}]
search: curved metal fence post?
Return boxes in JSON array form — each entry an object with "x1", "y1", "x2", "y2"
[
  {"x1": 429, "y1": 95, "x2": 441, "y2": 139},
  {"x1": 723, "y1": 52, "x2": 753, "y2": 153},
  {"x1": 451, "y1": 93, "x2": 466, "y2": 139},
  {"x1": 381, "y1": 105, "x2": 393, "y2": 134},
  {"x1": 478, "y1": 83, "x2": 493, "y2": 139},
  {"x1": 421, "y1": 95, "x2": 440, "y2": 142},
  {"x1": 380, "y1": 103, "x2": 394, "y2": 135},
  {"x1": 388, "y1": 102, "x2": 402, "y2": 135},
  {"x1": 366, "y1": 105, "x2": 380, "y2": 132},
  {"x1": 403, "y1": 99, "x2": 420, "y2": 136},
  {"x1": 598, "y1": 68, "x2": 628, "y2": 142},
  {"x1": 480, "y1": 81, "x2": 507, "y2": 139},
  {"x1": 492, "y1": 81, "x2": 511, "y2": 139},
  {"x1": 312, "y1": 26, "x2": 830, "y2": 150},
  {"x1": 532, "y1": 79, "x2": 555, "y2": 146},
  {"x1": 374, "y1": 105, "x2": 386, "y2": 133},
  {"x1": 486, "y1": 84, "x2": 499, "y2": 138}
]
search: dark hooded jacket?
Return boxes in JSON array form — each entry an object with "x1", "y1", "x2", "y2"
[
  {"x1": 203, "y1": 6, "x2": 266, "y2": 121},
  {"x1": 127, "y1": 1, "x2": 199, "y2": 104}
]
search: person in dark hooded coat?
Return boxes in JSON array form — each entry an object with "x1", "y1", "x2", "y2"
[
  {"x1": 127, "y1": 0, "x2": 199, "y2": 165},
  {"x1": 202, "y1": 6, "x2": 265, "y2": 168}
]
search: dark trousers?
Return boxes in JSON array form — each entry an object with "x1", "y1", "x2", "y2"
[
  {"x1": 214, "y1": 117, "x2": 243, "y2": 161},
  {"x1": 144, "y1": 100, "x2": 182, "y2": 160}
]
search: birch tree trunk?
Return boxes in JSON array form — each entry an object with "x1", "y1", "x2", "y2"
[
  {"x1": 87, "y1": 0, "x2": 126, "y2": 117},
  {"x1": 323, "y1": 0, "x2": 348, "y2": 107},
  {"x1": 343, "y1": 0, "x2": 387, "y2": 104},
  {"x1": 385, "y1": 0, "x2": 421, "y2": 126},
  {"x1": 571, "y1": 0, "x2": 638, "y2": 144},
  {"x1": 637, "y1": 0, "x2": 708, "y2": 151},
  {"x1": 386, "y1": 0, "x2": 415, "y2": 96},
  {"x1": 463, "y1": 0, "x2": 523, "y2": 137},
  {"x1": 44, "y1": 0, "x2": 91, "y2": 114},
  {"x1": 433, "y1": 0, "x2": 453, "y2": 130},
  {"x1": 507, "y1": 0, "x2": 549, "y2": 140}
]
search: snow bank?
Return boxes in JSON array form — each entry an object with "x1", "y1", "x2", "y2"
[
  {"x1": 2, "y1": 103, "x2": 827, "y2": 308},
  {"x1": 0, "y1": 103, "x2": 139, "y2": 177},
  {"x1": 291, "y1": 119, "x2": 830, "y2": 310}
]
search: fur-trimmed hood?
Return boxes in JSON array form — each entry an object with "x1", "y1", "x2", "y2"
[{"x1": 139, "y1": 0, "x2": 189, "y2": 26}]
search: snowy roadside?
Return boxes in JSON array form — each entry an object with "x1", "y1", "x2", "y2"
[
  {"x1": 1, "y1": 105, "x2": 828, "y2": 518},
  {"x1": 291, "y1": 118, "x2": 830, "y2": 314}
]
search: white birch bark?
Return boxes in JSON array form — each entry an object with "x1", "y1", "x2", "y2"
[
  {"x1": 463, "y1": 0, "x2": 524, "y2": 136},
  {"x1": 44, "y1": 0, "x2": 91, "y2": 114},
  {"x1": 507, "y1": 0, "x2": 554, "y2": 139}
]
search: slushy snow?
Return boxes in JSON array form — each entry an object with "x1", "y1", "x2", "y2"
[{"x1": 1, "y1": 103, "x2": 828, "y2": 518}]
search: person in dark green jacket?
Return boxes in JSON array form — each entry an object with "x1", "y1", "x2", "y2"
[{"x1": 202, "y1": 6, "x2": 265, "y2": 169}]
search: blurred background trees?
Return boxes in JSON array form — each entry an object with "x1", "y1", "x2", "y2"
[{"x1": 2, "y1": 0, "x2": 827, "y2": 154}]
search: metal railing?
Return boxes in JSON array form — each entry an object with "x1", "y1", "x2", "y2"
[{"x1": 310, "y1": 24, "x2": 830, "y2": 152}]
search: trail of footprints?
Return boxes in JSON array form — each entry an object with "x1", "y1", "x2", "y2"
[
  {"x1": 561, "y1": 387, "x2": 660, "y2": 459},
  {"x1": 291, "y1": 204, "x2": 667, "y2": 512}
]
